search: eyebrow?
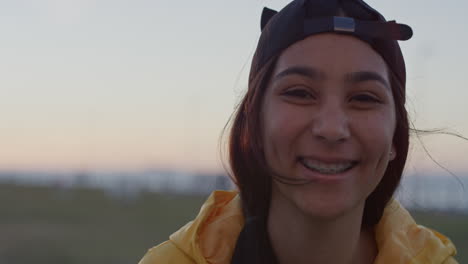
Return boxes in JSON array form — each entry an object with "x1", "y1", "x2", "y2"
[
  {"x1": 344, "y1": 71, "x2": 390, "y2": 89},
  {"x1": 273, "y1": 66, "x2": 390, "y2": 90},
  {"x1": 273, "y1": 66, "x2": 326, "y2": 82}
]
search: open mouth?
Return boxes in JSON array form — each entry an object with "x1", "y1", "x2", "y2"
[{"x1": 299, "y1": 157, "x2": 358, "y2": 175}]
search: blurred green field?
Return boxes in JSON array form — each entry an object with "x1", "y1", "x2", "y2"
[{"x1": 0, "y1": 183, "x2": 466, "y2": 264}]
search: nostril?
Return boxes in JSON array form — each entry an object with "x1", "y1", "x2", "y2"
[
  {"x1": 312, "y1": 122, "x2": 350, "y2": 143},
  {"x1": 310, "y1": 106, "x2": 351, "y2": 143},
  {"x1": 315, "y1": 133, "x2": 348, "y2": 143}
]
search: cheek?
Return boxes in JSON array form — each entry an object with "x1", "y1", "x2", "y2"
[
  {"x1": 356, "y1": 110, "x2": 396, "y2": 173},
  {"x1": 359, "y1": 109, "x2": 395, "y2": 143},
  {"x1": 355, "y1": 114, "x2": 396, "y2": 197},
  {"x1": 262, "y1": 103, "x2": 308, "y2": 168}
]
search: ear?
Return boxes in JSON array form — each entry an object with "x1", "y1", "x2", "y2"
[
  {"x1": 389, "y1": 144, "x2": 397, "y2": 161},
  {"x1": 261, "y1": 7, "x2": 278, "y2": 30}
]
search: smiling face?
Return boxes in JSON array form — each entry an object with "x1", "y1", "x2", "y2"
[{"x1": 261, "y1": 33, "x2": 397, "y2": 220}]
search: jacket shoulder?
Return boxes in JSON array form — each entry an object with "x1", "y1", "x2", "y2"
[
  {"x1": 375, "y1": 199, "x2": 458, "y2": 264},
  {"x1": 442, "y1": 256, "x2": 459, "y2": 264},
  {"x1": 138, "y1": 240, "x2": 196, "y2": 264}
]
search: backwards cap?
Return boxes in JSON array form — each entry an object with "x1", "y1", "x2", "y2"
[{"x1": 253, "y1": 0, "x2": 413, "y2": 99}]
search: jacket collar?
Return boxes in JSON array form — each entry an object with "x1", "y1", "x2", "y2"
[{"x1": 169, "y1": 190, "x2": 457, "y2": 264}]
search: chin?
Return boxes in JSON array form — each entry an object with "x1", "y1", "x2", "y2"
[
  {"x1": 302, "y1": 202, "x2": 359, "y2": 221},
  {"x1": 283, "y1": 184, "x2": 366, "y2": 221}
]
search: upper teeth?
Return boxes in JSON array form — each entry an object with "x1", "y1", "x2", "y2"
[{"x1": 301, "y1": 158, "x2": 354, "y2": 174}]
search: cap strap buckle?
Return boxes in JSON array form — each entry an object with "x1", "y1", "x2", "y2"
[{"x1": 333, "y1": 17, "x2": 355, "y2": 32}]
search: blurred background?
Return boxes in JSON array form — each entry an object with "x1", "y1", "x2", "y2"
[{"x1": 1, "y1": 0, "x2": 467, "y2": 263}]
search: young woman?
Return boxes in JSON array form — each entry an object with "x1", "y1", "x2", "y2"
[{"x1": 139, "y1": 0, "x2": 458, "y2": 263}]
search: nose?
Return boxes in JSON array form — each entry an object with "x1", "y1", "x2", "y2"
[{"x1": 311, "y1": 102, "x2": 350, "y2": 144}]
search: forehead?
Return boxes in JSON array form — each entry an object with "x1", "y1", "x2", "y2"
[{"x1": 274, "y1": 33, "x2": 389, "y2": 79}]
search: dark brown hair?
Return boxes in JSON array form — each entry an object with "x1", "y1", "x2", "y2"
[{"x1": 228, "y1": 54, "x2": 278, "y2": 222}]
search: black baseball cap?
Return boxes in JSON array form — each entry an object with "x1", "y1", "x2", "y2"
[{"x1": 252, "y1": 0, "x2": 413, "y2": 98}]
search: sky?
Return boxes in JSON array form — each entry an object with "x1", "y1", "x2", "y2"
[{"x1": 0, "y1": 0, "x2": 467, "y2": 175}]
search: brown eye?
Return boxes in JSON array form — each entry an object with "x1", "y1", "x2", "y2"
[
  {"x1": 283, "y1": 89, "x2": 314, "y2": 99},
  {"x1": 351, "y1": 94, "x2": 381, "y2": 104}
]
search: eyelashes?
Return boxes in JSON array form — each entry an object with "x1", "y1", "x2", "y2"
[
  {"x1": 350, "y1": 94, "x2": 382, "y2": 104},
  {"x1": 282, "y1": 88, "x2": 315, "y2": 99},
  {"x1": 281, "y1": 87, "x2": 383, "y2": 105}
]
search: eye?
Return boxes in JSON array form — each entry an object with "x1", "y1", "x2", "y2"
[
  {"x1": 351, "y1": 93, "x2": 382, "y2": 104},
  {"x1": 282, "y1": 88, "x2": 315, "y2": 99}
]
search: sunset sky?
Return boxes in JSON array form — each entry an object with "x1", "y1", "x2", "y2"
[{"x1": 1, "y1": 0, "x2": 467, "y2": 175}]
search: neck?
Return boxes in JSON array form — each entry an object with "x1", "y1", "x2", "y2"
[{"x1": 267, "y1": 192, "x2": 377, "y2": 264}]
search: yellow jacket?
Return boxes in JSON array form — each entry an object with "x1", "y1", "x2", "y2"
[{"x1": 138, "y1": 190, "x2": 458, "y2": 264}]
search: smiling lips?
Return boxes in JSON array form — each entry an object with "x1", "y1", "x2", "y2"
[{"x1": 299, "y1": 157, "x2": 358, "y2": 175}]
